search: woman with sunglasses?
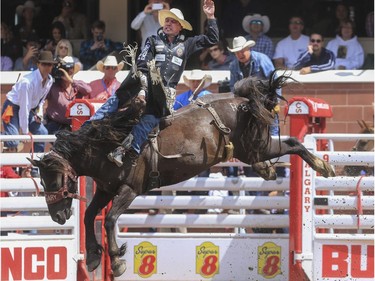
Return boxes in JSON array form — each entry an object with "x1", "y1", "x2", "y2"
[
  {"x1": 293, "y1": 32, "x2": 335, "y2": 74},
  {"x1": 55, "y1": 39, "x2": 82, "y2": 70}
]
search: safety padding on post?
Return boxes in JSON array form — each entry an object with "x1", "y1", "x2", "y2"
[
  {"x1": 286, "y1": 96, "x2": 333, "y2": 117},
  {"x1": 66, "y1": 99, "x2": 104, "y2": 131}
]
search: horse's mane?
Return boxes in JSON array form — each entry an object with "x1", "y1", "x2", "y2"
[
  {"x1": 233, "y1": 71, "x2": 290, "y2": 159},
  {"x1": 53, "y1": 108, "x2": 140, "y2": 158}
]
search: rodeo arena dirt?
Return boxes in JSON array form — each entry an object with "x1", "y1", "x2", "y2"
[{"x1": 1, "y1": 69, "x2": 374, "y2": 281}]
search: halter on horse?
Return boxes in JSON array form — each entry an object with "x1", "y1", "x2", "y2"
[{"x1": 29, "y1": 73, "x2": 335, "y2": 277}]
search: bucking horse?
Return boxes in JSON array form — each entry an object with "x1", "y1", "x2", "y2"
[{"x1": 28, "y1": 72, "x2": 335, "y2": 277}]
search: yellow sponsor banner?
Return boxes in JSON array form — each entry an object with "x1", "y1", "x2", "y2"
[
  {"x1": 196, "y1": 241, "x2": 219, "y2": 278},
  {"x1": 257, "y1": 241, "x2": 282, "y2": 279},
  {"x1": 134, "y1": 241, "x2": 157, "y2": 278}
]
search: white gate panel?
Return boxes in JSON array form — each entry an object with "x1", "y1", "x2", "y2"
[
  {"x1": 313, "y1": 239, "x2": 374, "y2": 281},
  {"x1": 0, "y1": 239, "x2": 78, "y2": 281},
  {"x1": 115, "y1": 235, "x2": 289, "y2": 281}
]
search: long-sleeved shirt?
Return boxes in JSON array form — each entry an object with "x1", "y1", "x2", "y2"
[
  {"x1": 79, "y1": 39, "x2": 123, "y2": 70},
  {"x1": 46, "y1": 80, "x2": 92, "y2": 125},
  {"x1": 326, "y1": 35, "x2": 364, "y2": 70},
  {"x1": 245, "y1": 33, "x2": 274, "y2": 59},
  {"x1": 6, "y1": 69, "x2": 53, "y2": 134},
  {"x1": 293, "y1": 47, "x2": 335, "y2": 72},
  {"x1": 131, "y1": 11, "x2": 161, "y2": 48},
  {"x1": 229, "y1": 50, "x2": 275, "y2": 91}
]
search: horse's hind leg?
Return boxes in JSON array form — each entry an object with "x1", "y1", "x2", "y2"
[
  {"x1": 105, "y1": 184, "x2": 137, "y2": 277},
  {"x1": 84, "y1": 189, "x2": 114, "y2": 272},
  {"x1": 281, "y1": 138, "x2": 335, "y2": 177}
]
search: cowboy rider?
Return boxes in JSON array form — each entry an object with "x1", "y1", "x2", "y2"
[{"x1": 107, "y1": 0, "x2": 219, "y2": 167}]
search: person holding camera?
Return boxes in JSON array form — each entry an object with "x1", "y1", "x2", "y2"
[
  {"x1": 79, "y1": 20, "x2": 123, "y2": 70},
  {"x1": 1, "y1": 51, "x2": 56, "y2": 153},
  {"x1": 13, "y1": 33, "x2": 42, "y2": 71},
  {"x1": 45, "y1": 56, "x2": 91, "y2": 134},
  {"x1": 131, "y1": 0, "x2": 170, "y2": 48}
]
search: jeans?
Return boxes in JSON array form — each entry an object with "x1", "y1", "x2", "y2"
[
  {"x1": 89, "y1": 94, "x2": 119, "y2": 121},
  {"x1": 1, "y1": 99, "x2": 47, "y2": 152},
  {"x1": 270, "y1": 114, "x2": 279, "y2": 136},
  {"x1": 131, "y1": 114, "x2": 159, "y2": 154}
]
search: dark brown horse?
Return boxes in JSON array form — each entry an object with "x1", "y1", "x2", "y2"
[{"x1": 28, "y1": 74, "x2": 335, "y2": 277}]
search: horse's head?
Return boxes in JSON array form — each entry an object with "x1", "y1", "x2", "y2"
[
  {"x1": 352, "y1": 120, "x2": 374, "y2": 152},
  {"x1": 27, "y1": 151, "x2": 79, "y2": 225}
]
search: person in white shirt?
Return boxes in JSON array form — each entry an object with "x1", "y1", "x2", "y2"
[
  {"x1": 273, "y1": 16, "x2": 309, "y2": 69},
  {"x1": 326, "y1": 19, "x2": 364, "y2": 70},
  {"x1": 1, "y1": 51, "x2": 56, "y2": 152},
  {"x1": 131, "y1": 0, "x2": 170, "y2": 48}
]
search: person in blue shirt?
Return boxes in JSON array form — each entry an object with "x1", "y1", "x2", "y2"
[
  {"x1": 228, "y1": 36, "x2": 277, "y2": 92},
  {"x1": 293, "y1": 33, "x2": 335, "y2": 74},
  {"x1": 173, "y1": 69, "x2": 212, "y2": 110},
  {"x1": 227, "y1": 36, "x2": 280, "y2": 178}
]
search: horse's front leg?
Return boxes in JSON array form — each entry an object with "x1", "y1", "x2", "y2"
[
  {"x1": 263, "y1": 137, "x2": 335, "y2": 178},
  {"x1": 252, "y1": 161, "x2": 277, "y2": 180},
  {"x1": 84, "y1": 188, "x2": 113, "y2": 272},
  {"x1": 105, "y1": 184, "x2": 137, "y2": 277}
]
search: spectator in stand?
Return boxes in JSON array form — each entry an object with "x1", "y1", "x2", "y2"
[
  {"x1": 1, "y1": 22, "x2": 23, "y2": 65},
  {"x1": 55, "y1": 39, "x2": 82, "y2": 70},
  {"x1": 79, "y1": 20, "x2": 123, "y2": 70},
  {"x1": 293, "y1": 33, "x2": 335, "y2": 74},
  {"x1": 53, "y1": 0, "x2": 88, "y2": 39},
  {"x1": 14, "y1": 0, "x2": 41, "y2": 44},
  {"x1": 273, "y1": 16, "x2": 310, "y2": 70},
  {"x1": 312, "y1": 2, "x2": 350, "y2": 37},
  {"x1": 1, "y1": 43, "x2": 13, "y2": 71},
  {"x1": 131, "y1": 0, "x2": 170, "y2": 48},
  {"x1": 365, "y1": 11, "x2": 374, "y2": 37},
  {"x1": 326, "y1": 20, "x2": 364, "y2": 70},
  {"x1": 207, "y1": 40, "x2": 236, "y2": 71},
  {"x1": 13, "y1": 33, "x2": 42, "y2": 71},
  {"x1": 43, "y1": 21, "x2": 66, "y2": 55},
  {"x1": 226, "y1": 36, "x2": 281, "y2": 177},
  {"x1": 1, "y1": 51, "x2": 56, "y2": 153},
  {"x1": 173, "y1": 69, "x2": 212, "y2": 110},
  {"x1": 45, "y1": 56, "x2": 91, "y2": 134},
  {"x1": 88, "y1": 56, "x2": 124, "y2": 100},
  {"x1": 242, "y1": 13, "x2": 274, "y2": 59}
]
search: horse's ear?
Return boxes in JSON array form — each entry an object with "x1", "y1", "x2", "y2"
[{"x1": 27, "y1": 157, "x2": 42, "y2": 168}]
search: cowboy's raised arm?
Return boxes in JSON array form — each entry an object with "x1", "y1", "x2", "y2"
[{"x1": 203, "y1": 0, "x2": 215, "y2": 19}]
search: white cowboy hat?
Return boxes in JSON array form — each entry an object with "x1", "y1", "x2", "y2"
[
  {"x1": 227, "y1": 36, "x2": 256, "y2": 53},
  {"x1": 16, "y1": 1, "x2": 40, "y2": 16},
  {"x1": 96, "y1": 56, "x2": 124, "y2": 72},
  {"x1": 61, "y1": 56, "x2": 81, "y2": 75},
  {"x1": 158, "y1": 8, "x2": 193, "y2": 31},
  {"x1": 242, "y1": 14, "x2": 271, "y2": 34},
  {"x1": 183, "y1": 69, "x2": 212, "y2": 89}
]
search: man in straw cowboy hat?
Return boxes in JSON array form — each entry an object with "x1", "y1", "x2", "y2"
[
  {"x1": 173, "y1": 69, "x2": 212, "y2": 110},
  {"x1": 225, "y1": 36, "x2": 281, "y2": 179},
  {"x1": 107, "y1": 0, "x2": 219, "y2": 167},
  {"x1": 1, "y1": 51, "x2": 56, "y2": 153},
  {"x1": 88, "y1": 56, "x2": 124, "y2": 100},
  {"x1": 45, "y1": 56, "x2": 91, "y2": 135}
]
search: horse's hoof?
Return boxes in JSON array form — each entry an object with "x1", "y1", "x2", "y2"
[
  {"x1": 112, "y1": 260, "x2": 127, "y2": 277},
  {"x1": 86, "y1": 246, "x2": 103, "y2": 272}
]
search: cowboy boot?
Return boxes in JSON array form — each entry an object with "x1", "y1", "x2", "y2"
[{"x1": 107, "y1": 134, "x2": 134, "y2": 167}]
